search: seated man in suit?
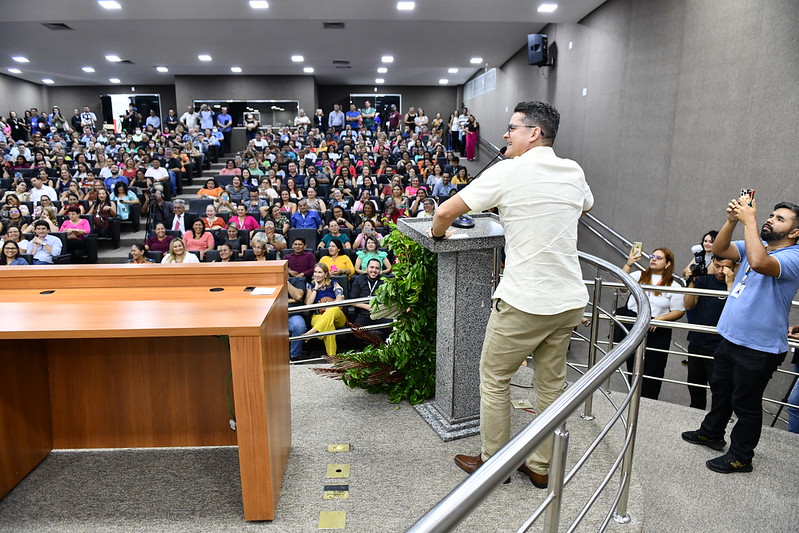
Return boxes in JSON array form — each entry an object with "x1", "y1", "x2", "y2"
[{"x1": 166, "y1": 199, "x2": 197, "y2": 234}]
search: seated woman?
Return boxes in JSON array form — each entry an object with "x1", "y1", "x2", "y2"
[
  {"x1": 277, "y1": 189, "x2": 297, "y2": 215},
  {"x1": 303, "y1": 262, "x2": 347, "y2": 357},
  {"x1": 197, "y1": 178, "x2": 224, "y2": 199},
  {"x1": 352, "y1": 220, "x2": 384, "y2": 249},
  {"x1": 285, "y1": 177, "x2": 304, "y2": 200},
  {"x1": 3, "y1": 193, "x2": 30, "y2": 216},
  {"x1": 354, "y1": 235, "x2": 392, "y2": 275},
  {"x1": 144, "y1": 222, "x2": 174, "y2": 255},
  {"x1": 22, "y1": 206, "x2": 58, "y2": 234},
  {"x1": 318, "y1": 220, "x2": 351, "y2": 249},
  {"x1": 0, "y1": 240, "x2": 28, "y2": 265},
  {"x1": 258, "y1": 177, "x2": 279, "y2": 202},
  {"x1": 59, "y1": 206, "x2": 91, "y2": 262},
  {"x1": 2, "y1": 207, "x2": 26, "y2": 233},
  {"x1": 161, "y1": 237, "x2": 200, "y2": 263},
  {"x1": 265, "y1": 204, "x2": 290, "y2": 234},
  {"x1": 230, "y1": 204, "x2": 260, "y2": 236},
  {"x1": 33, "y1": 194, "x2": 56, "y2": 218},
  {"x1": 129, "y1": 168, "x2": 152, "y2": 191},
  {"x1": 328, "y1": 204, "x2": 355, "y2": 232},
  {"x1": 125, "y1": 243, "x2": 155, "y2": 264},
  {"x1": 219, "y1": 158, "x2": 242, "y2": 176},
  {"x1": 225, "y1": 175, "x2": 249, "y2": 206},
  {"x1": 356, "y1": 201, "x2": 382, "y2": 229},
  {"x1": 305, "y1": 186, "x2": 327, "y2": 213},
  {"x1": 88, "y1": 187, "x2": 116, "y2": 237},
  {"x1": 214, "y1": 190, "x2": 235, "y2": 214},
  {"x1": 617, "y1": 246, "x2": 685, "y2": 401},
  {"x1": 451, "y1": 166, "x2": 470, "y2": 185},
  {"x1": 202, "y1": 204, "x2": 227, "y2": 230},
  {"x1": 111, "y1": 181, "x2": 140, "y2": 221},
  {"x1": 220, "y1": 222, "x2": 248, "y2": 254},
  {"x1": 2, "y1": 226, "x2": 30, "y2": 253},
  {"x1": 319, "y1": 238, "x2": 354, "y2": 279},
  {"x1": 184, "y1": 219, "x2": 215, "y2": 261},
  {"x1": 214, "y1": 242, "x2": 236, "y2": 262},
  {"x1": 404, "y1": 174, "x2": 422, "y2": 197},
  {"x1": 249, "y1": 240, "x2": 269, "y2": 262},
  {"x1": 251, "y1": 220, "x2": 286, "y2": 252},
  {"x1": 57, "y1": 192, "x2": 86, "y2": 215}
]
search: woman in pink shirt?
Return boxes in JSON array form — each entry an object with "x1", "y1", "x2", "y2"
[
  {"x1": 59, "y1": 205, "x2": 91, "y2": 262},
  {"x1": 230, "y1": 204, "x2": 260, "y2": 236},
  {"x1": 219, "y1": 159, "x2": 242, "y2": 176},
  {"x1": 183, "y1": 219, "x2": 215, "y2": 261}
]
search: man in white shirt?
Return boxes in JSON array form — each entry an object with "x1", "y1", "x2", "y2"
[
  {"x1": 145, "y1": 159, "x2": 172, "y2": 195},
  {"x1": 28, "y1": 176, "x2": 58, "y2": 203},
  {"x1": 328, "y1": 104, "x2": 345, "y2": 132},
  {"x1": 80, "y1": 106, "x2": 97, "y2": 132},
  {"x1": 433, "y1": 101, "x2": 594, "y2": 490},
  {"x1": 180, "y1": 105, "x2": 200, "y2": 130}
]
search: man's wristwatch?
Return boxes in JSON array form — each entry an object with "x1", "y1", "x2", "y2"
[{"x1": 431, "y1": 232, "x2": 446, "y2": 241}]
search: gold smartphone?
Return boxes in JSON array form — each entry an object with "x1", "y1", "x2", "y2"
[{"x1": 632, "y1": 242, "x2": 643, "y2": 257}]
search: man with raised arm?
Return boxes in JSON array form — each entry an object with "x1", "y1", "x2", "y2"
[{"x1": 682, "y1": 197, "x2": 799, "y2": 473}]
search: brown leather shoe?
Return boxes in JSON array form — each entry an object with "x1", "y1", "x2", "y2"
[
  {"x1": 517, "y1": 463, "x2": 548, "y2": 489},
  {"x1": 454, "y1": 454, "x2": 510, "y2": 484}
]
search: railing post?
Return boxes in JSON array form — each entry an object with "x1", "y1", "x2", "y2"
[
  {"x1": 542, "y1": 424, "x2": 570, "y2": 533},
  {"x1": 605, "y1": 289, "x2": 621, "y2": 392},
  {"x1": 582, "y1": 276, "x2": 603, "y2": 420},
  {"x1": 613, "y1": 340, "x2": 646, "y2": 524}
]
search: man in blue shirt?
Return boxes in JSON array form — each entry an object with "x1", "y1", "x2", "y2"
[
  {"x1": 290, "y1": 199, "x2": 323, "y2": 230},
  {"x1": 683, "y1": 198, "x2": 799, "y2": 474},
  {"x1": 345, "y1": 104, "x2": 361, "y2": 130},
  {"x1": 216, "y1": 106, "x2": 233, "y2": 154},
  {"x1": 26, "y1": 220, "x2": 63, "y2": 264}
]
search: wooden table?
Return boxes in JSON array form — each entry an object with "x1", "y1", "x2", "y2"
[{"x1": 0, "y1": 262, "x2": 290, "y2": 521}]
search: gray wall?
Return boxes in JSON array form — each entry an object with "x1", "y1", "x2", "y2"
[
  {"x1": 319, "y1": 85, "x2": 458, "y2": 121},
  {"x1": 465, "y1": 0, "x2": 799, "y2": 269},
  {"x1": 0, "y1": 74, "x2": 48, "y2": 117},
  {"x1": 174, "y1": 75, "x2": 316, "y2": 118}
]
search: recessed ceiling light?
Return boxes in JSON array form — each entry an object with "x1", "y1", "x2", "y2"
[
  {"x1": 538, "y1": 3, "x2": 558, "y2": 13},
  {"x1": 105, "y1": 54, "x2": 121, "y2": 62},
  {"x1": 11, "y1": 56, "x2": 29, "y2": 63},
  {"x1": 249, "y1": 0, "x2": 269, "y2": 8},
  {"x1": 303, "y1": 67, "x2": 314, "y2": 73},
  {"x1": 7, "y1": 68, "x2": 22, "y2": 74},
  {"x1": 82, "y1": 66, "x2": 95, "y2": 73},
  {"x1": 156, "y1": 66, "x2": 169, "y2": 73},
  {"x1": 109, "y1": 78, "x2": 121, "y2": 83},
  {"x1": 198, "y1": 54, "x2": 212, "y2": 62},
  {"x1": 381, "y1": 55, "x2": 394, "y2": 63},
  {"x1": 470, "y1": 57, "x2": 483, "y2": 64},
  {"x1": 230, "y1": 66, "x2": 242, "y2": 73},
  {"x1": 375, "y1": 78, "x2": 385, "y2": 84},
  {"x1": 98, "y1": 0, "x2": 122, "y2": 9},
  {"x1": 377, "y1": 67, "x2": 388, "y2": 74},
  {"x1": 291, "y1": 55, "x2": 304, "y2": 62},
  {"x1": 438, "y1": 79, "x2": 449, "y2": 85},
  {"x1": 42, "y1": 78, "x2": 55, "y2": 84},
  {"x1": 448, "y1": 67, "x2": 459, "y2": 74},
  {"x1": 396, "y1": 1, "x2": 415, "y2": 11}
]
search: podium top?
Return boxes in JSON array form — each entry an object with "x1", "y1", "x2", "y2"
[{"x1": 397, "y1": 213, "x2": 505, "y2": 253}]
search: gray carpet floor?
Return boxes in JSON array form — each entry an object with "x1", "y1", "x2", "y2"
[{"x1": 0, "y1": 364, "x2": 796, "y2": 532}]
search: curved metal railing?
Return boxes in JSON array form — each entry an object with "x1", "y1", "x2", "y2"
[{"x1": 407, "y1": 252, "x2": 652, "y2": 533}]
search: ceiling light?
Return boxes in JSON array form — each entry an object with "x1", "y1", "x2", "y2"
[
  {"x1": 198, "y1": 54, "x2": 212, "y2": 62},
  {"x1": 249, "y1": 0, "x2": 269, "y2": 8},
  {"x1": 11, "y1": 56, "x2": 29, "y2": 63},
  {"x1": 438, "y1": 79, "x2": 449, "y2": 85},
  {"x1": 82, "y1": 66, "x2": 95, "y2": 73},
  {"x1": 377, "y1": 67, "x2": 388, "y2": 74},
  {"x1": 396, "y1": 1, "x2": 415, "y2": 11},
  {"x1": 291, "y1": 55, "x2": 304, "y2": 62},
  {"x1": 105, "y1": 54, "x2": 121, "y2": 62},
  {"x1": 7, "y1": 68, "x2": 22, "y2": 74},
  {"x1": 375, "y1": 78, "x2": 385, "y2": 84},
  {"x1": 381, "y1": 55, "x2": 394, "y2": 63},
  {"x1": 156, "y1": 66, "x2": 169, "y2": 73},
  {"x1": 42, "y1": 78, "x2": 55, "y2": 84},
  {"x1": 470, "y1": 57, "x2": 483, "y2": 64},
  {"x1": 448, "y1": 67, "x2": 459, "y2": 74},
  {"x1": 230, "y1": 66, "x2": 242, "y2": 73},
  {"x1": 98, "y1": 0, "x2": 122, "y2": 9},
  {"x1": 109, "y1": 78, "x2": 121, "y2": 83},
  {"x1": 538, "y1": 3, "x2": 558, "y2": 13},
  {"x1": 303, "y1": 67, "x2": 314, "y2": 73}
]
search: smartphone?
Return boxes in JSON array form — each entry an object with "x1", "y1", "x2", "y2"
[
  {"x1": 632, "y1": 242, "x2": 643, "y2": 257},
  {"x1": 740, "y1": 188, "x2": 755, "y2": 206}
]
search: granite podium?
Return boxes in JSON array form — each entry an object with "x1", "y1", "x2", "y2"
[{"x1": 398, "y1": 214, "x2": 505, "y2": 440}]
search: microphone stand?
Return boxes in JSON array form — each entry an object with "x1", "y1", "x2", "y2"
[{"x1": 467, "y1": 146, "x2": 507, "y2": 183}]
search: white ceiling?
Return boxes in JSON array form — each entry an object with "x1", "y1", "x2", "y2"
[{"x1": 0, "y1": 0, "x2": 606, "y2": 87}]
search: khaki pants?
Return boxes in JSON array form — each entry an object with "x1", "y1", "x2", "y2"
[
  {"x1": 479, "y1": 300, "x2": 583, "y2": 475},
  {"x1": 310, "y1": 306, "x2": 347, "y2": 355}
]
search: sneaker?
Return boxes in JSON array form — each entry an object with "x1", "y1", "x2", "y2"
[
  {"x1": 681, "y1": 430, "x2": 726, "y2": 451},
  {"x1": 706, "y1": 453, "x2": 753, "y2": 474}
]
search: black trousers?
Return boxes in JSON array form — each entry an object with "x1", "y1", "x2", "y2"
[
  {"x1": 686, "y1": 342, "x2": 716, "y2": 410},
  {"x1": 700, "y1": 339, "x2": 785, "y2": 461},
  {"x1": 615, "y1": 308, "x2": 673, "y2": 400}
]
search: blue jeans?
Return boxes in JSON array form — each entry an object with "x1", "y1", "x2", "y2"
[
  {"x1": 787, "y1": 363, "x2": 799, "y2": 433},
  {"x1": 289, "y1": 314, "x2": 307, "y2": 359}
]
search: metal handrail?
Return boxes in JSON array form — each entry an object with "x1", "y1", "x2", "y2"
[{"x1": 407, "y1": 252, "x2": 652, "y2": 532}]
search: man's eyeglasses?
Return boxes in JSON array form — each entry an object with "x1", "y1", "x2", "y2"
[{"x1": 506, "y1": 124, "x2": 537, "y2": 133}]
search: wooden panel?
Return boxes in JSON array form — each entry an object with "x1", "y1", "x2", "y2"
[
  {"x1": 230, "y1": 292, "x2": 290, "y2": 521},
  {"x1": 49, "y1": 337, "x2": 237, "y2": 449},
  {"x1": 0, "y1": 342, "x2": 53, "y2": 498},
  {"x1": 1, "y1": 261, "x2": 287, "y2": 291}
]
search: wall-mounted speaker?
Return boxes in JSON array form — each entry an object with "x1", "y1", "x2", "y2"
[{"x1": 528, "y1": 34, "x2": 548, "y2": 66}]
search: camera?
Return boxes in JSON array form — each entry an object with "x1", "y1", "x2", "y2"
[{"x1": 689, "y1": 244, "x2": 707, "y2": 278}]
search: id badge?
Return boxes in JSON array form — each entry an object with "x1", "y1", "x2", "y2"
[{"x1": 730, "y1": 282, "x2": 745, "y2": 298}]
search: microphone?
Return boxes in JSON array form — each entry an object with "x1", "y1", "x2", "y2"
[{"x1": 467, "y1": 146, "x2": 507, "y2": 183}]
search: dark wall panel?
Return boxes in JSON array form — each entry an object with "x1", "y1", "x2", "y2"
[{"x1": 318, "y1": 85, "x2": 458, "y2": 123}]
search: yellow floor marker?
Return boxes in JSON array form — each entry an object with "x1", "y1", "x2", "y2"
[
  {"x1": 318, "y1": 510, "x2": 346, "y2": 529},
  {"x1": 326, "y1": 464, "x2": 351, "y2": 478},
  {"x1": 327, "y1": 443, "x2": 351, "y2": 452}
]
